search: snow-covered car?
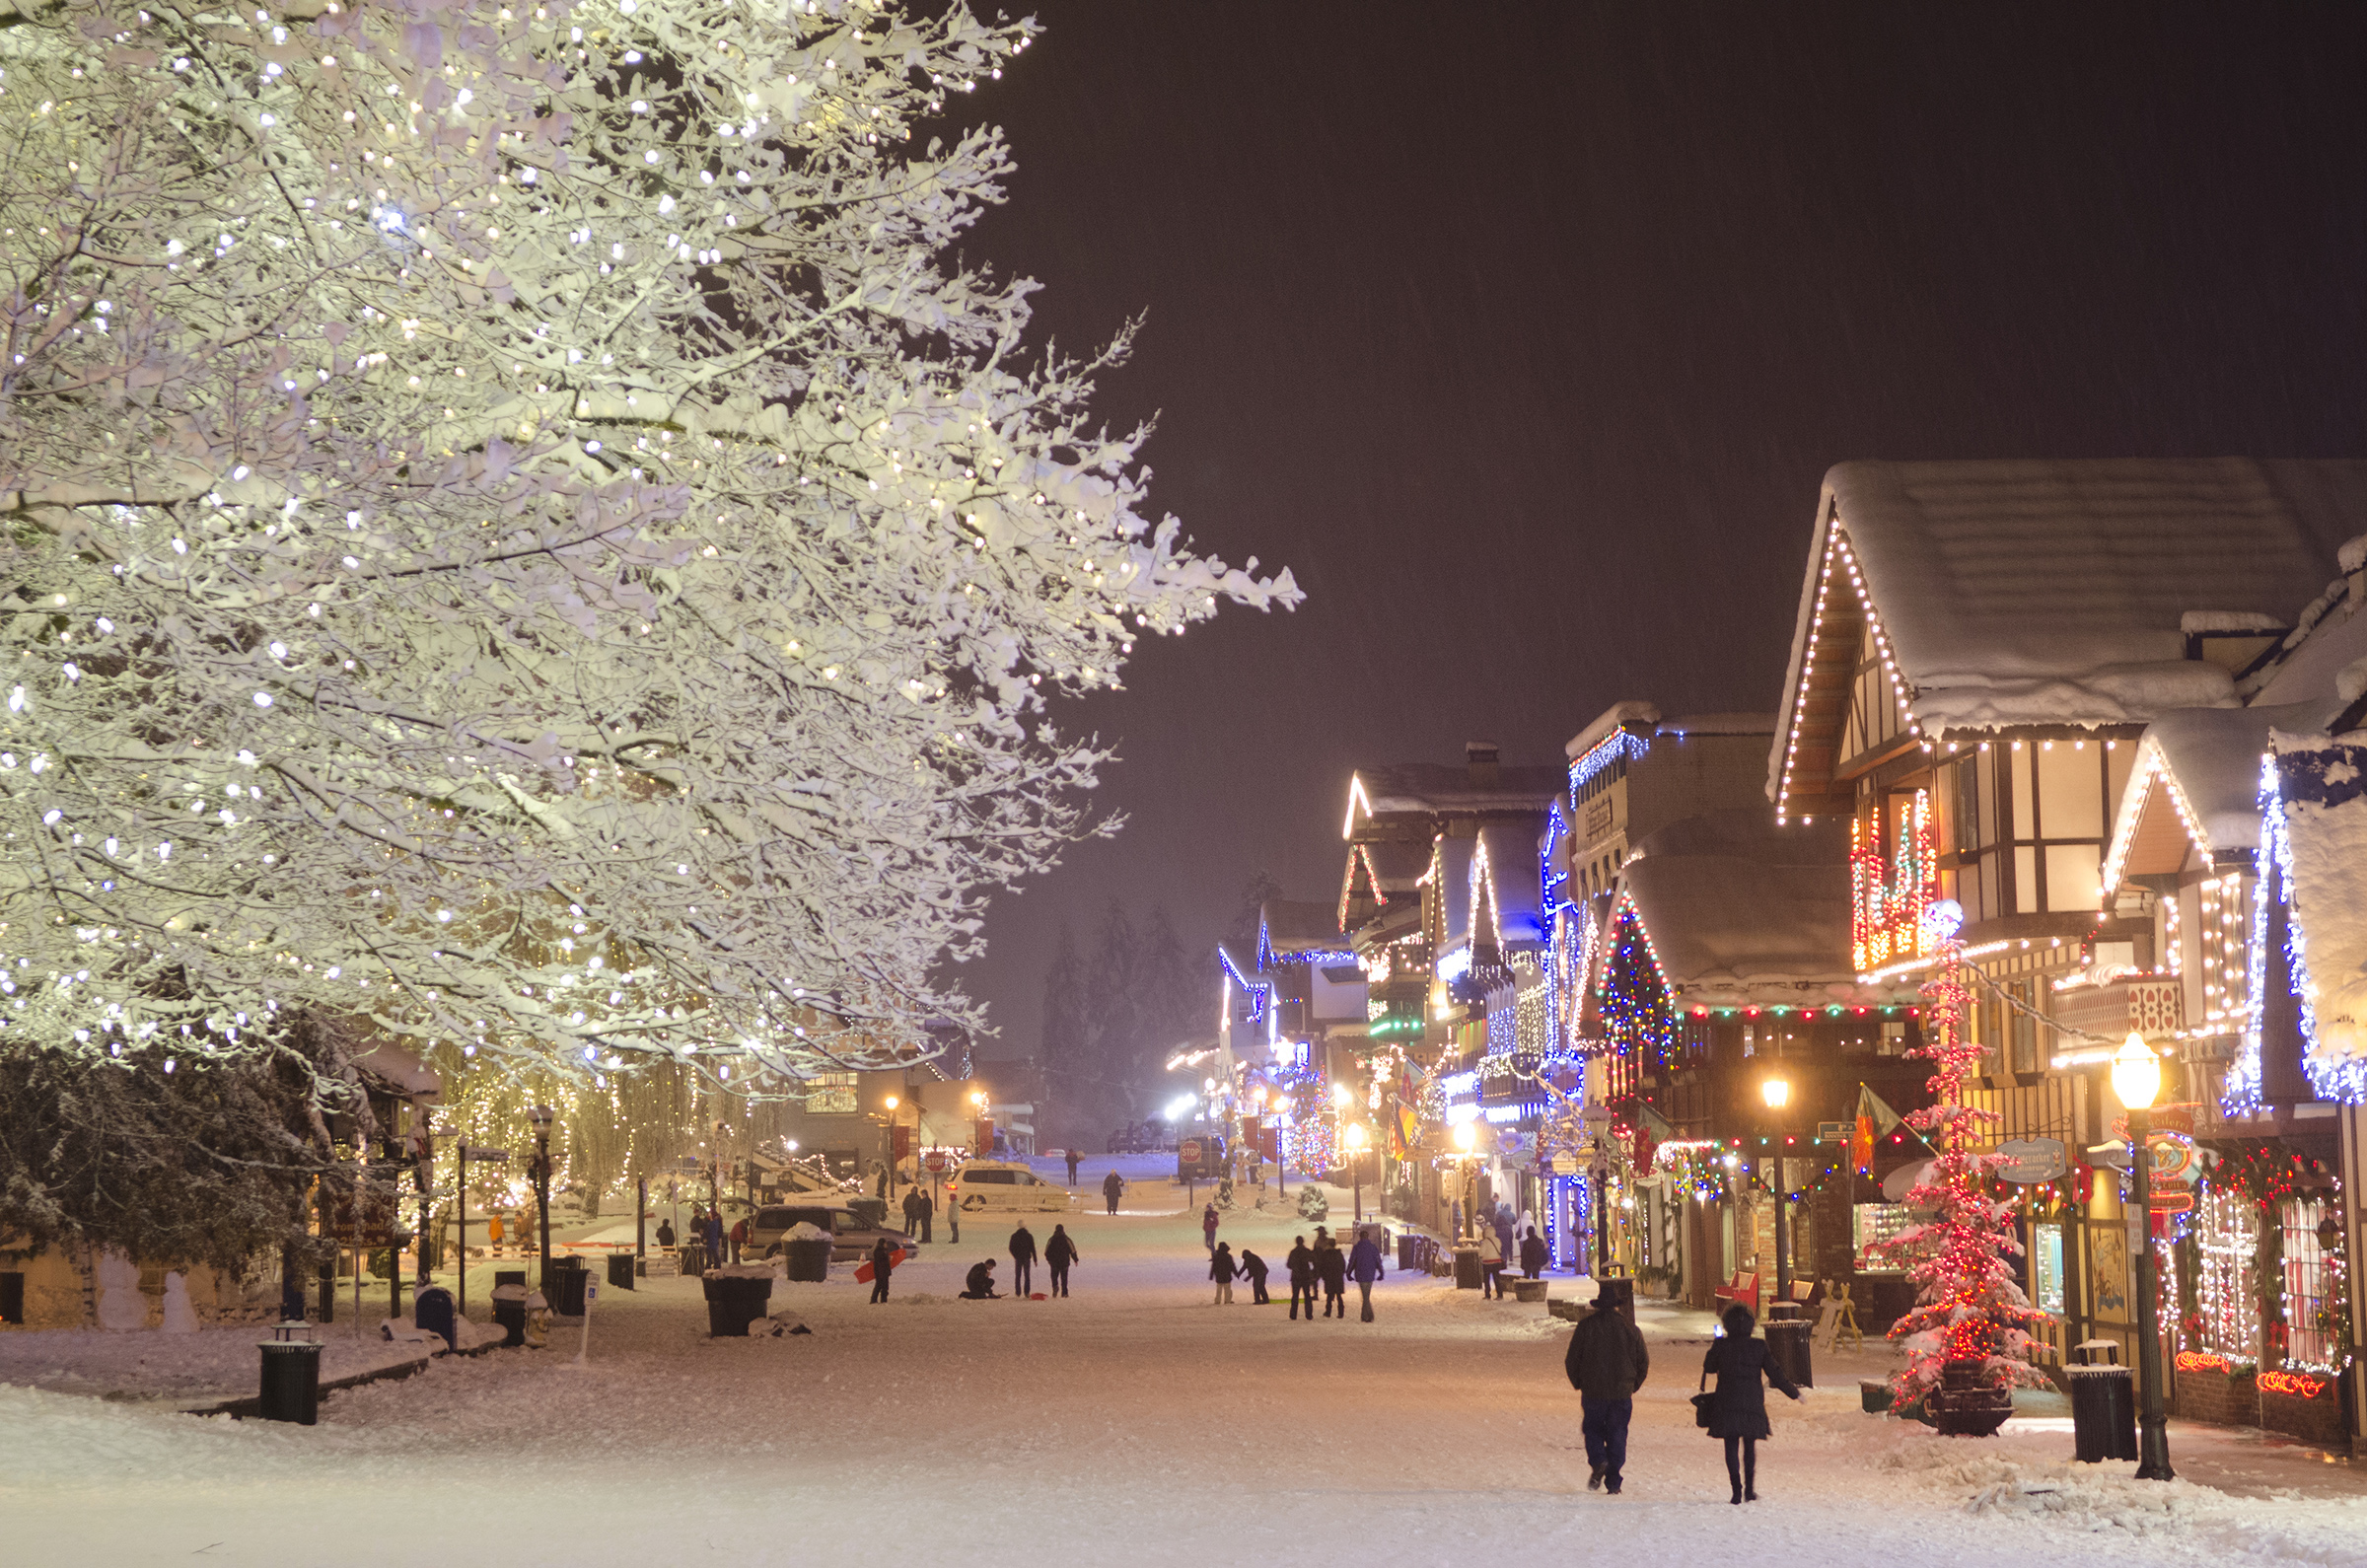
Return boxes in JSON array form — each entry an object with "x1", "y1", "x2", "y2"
[
  {"x1": 947, "y1": 1161, "x2": 1075, "y2": 1213},
  {"x1": 746, "y1": 1203, "x2": 914, "y2": 1263}
]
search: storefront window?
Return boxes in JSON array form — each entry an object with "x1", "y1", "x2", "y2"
[
  {"x1": 2033, "y1": 1223, "x2": 2064, "y2": 1316},
  {"x1": 1853, "y1": 1202, "x2": 1912, "y2": 1273},
  {"x1": 2193, "y1": 1188, "x2": 2260, "y2": 1362},
  {"x1": 806, "y1": 1072, "x2": 858, "y2": 1114},
  {"x1": 2281, "y1": 1199, "x2": 2340, "y2": 1371}
]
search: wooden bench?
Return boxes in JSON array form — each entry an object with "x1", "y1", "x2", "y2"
[{"x1": 1712, "y1": 1269, "x2": 1760, "y2": 1319}]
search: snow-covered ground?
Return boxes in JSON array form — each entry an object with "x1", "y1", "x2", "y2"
[{"x1": 3, "y1": 1159, "x2": 2362, "y2": 1566}]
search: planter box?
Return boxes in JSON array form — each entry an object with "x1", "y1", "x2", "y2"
[
  {"x1": 2259, "y1": 1376, "x2": 2345, "y2": 1450},
  {"x1": 2171, "y1": 1366, "x2": 2257, "y2": 1427}
]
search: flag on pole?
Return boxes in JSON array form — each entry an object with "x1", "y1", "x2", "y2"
[{"x1": 1852, "y1": 1084, "x2": 1902, "y2": 1174}]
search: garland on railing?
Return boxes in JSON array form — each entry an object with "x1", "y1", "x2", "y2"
[{"x1": 2199, "y1": 1139, "x2": 2335, "y2": 1209}]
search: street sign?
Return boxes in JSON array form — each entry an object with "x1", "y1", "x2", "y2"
[
  {"x1": 1178, "y1": 1138, "x2": 1204, "y2": 1167},
  {"x1": 924, "y1": 1150, "x2": 950, "y2": 1174},
  {"x1": 465, "y1": 1146, "x2": 511, "y2": 1164},
  {"x1": 1817, "y1": 1121, "x2": 1848, "y2": 1144},
  {"x1": 1996, "y1": 1137, "x2": 2068, "y2": 1184}
]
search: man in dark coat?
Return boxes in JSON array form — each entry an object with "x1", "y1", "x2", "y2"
[
  {"x1": 1103, "y1": 1170, "x2": 1124, "y2": 1215},
  {"x1": 913, "y1": 1186, "x2": 934, "y2": 1244},
  {"x1": 1286, "y1": 1236, "x2": 1317, "y2": 1320},
  {"x1": 1043, "y1": 1225, "x2": 1079, "y2": 1297},
  {"x1": 1008, "y1": 1223, "x2": 1038, "y2": 1297},
  {"x1": 1564, "y1": 1288, "x2": 1651, "y2": 1494},
  {"x1": 1702, "y1": 1305, "x2": 1802, "y2": 1503},
  {"x1": 868, "y1": 1237, "x2": 896, "y2": 1305},
  {"x1": 1237, "y1": 1247, "x2": 1271, "y2": 1305},
  {"x1": 1315, "y1": 1232, "x2": 1348, "y2": 1319},
  {"x1": 1519, "y1": 1226, "x2": 1549, "y2": 1279},
  {"x1": 900, "y1": 1188, "x2": 923, "y2": 1239},
  {"x1": 1065, "y1": 1148, "x2": 1082, "y2": 1185},
  {"x1": 961, "y1": 1259, "x2": 998, "y2": 1299},
  {"x1": 1348, "y1": 1228, "x2": 1386, "y2": 1322}
]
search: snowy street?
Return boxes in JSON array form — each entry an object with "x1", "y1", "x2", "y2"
[{"x1": 3, "y1": 1163, "x2": 2363, "y2": 1568}]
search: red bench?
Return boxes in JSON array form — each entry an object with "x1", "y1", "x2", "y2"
[{"x1": 1712, "y1": 1269, "x2": 1760, "y2": 1318}]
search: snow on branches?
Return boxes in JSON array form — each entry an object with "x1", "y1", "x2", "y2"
[{"x1": 0, "y1": 0, "x2": 1299, "y2": 1096}]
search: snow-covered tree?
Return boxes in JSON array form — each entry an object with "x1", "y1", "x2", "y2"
[{"x1": 0, "y1": 0, "x2": 1297, "y2": 1096}]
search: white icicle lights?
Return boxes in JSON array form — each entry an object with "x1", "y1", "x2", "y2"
[{"x1": 0, "y1": 0, "x2": 1299, "y2": 1089}]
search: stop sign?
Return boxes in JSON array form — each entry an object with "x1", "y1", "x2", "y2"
[{"x1": 1179, "y1": 1137, "x2": 1203, "y2": 1167}]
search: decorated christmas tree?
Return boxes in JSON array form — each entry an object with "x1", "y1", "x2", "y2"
[{"x1": 1888, "y1": 903, "x2": 2053, "y2": 1416}]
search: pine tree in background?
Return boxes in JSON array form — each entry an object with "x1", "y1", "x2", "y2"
[
  {"x1": 0, "y1": 0, "x2": 1297, "y2": 1098},
  {"x1": 1887, "y1": 913, "x2": 2052, "y2": 1414}
]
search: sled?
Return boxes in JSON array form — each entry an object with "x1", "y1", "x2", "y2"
[{"x1": 853, "y1": 1248, "x2": 910, "y2": 1283}]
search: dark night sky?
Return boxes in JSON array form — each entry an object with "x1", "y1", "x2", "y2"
[{"x1": 949, "y1": 2, "x2": 2367, "y2": 1067}]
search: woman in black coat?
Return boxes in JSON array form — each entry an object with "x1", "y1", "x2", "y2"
[{"x1": 1701, "y1": 1304, "x2": 1801, "y2": 1503}]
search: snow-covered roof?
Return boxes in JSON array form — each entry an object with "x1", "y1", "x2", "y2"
[
  {"x1": 1352, "y1": 762, "x2": 1563, "y2": 816},
  {"x1": 1259, "y1": 899, "x2": 1347, "y2": 956},
  {"x1": 1473, "y1": 823, "x2": 1545, "y2": 947},
  {"x1": 347, "y1": 1036, "x2": 443, "y2": 1102},
  {"x1": 1566, "y1": 701, "x2": 1661, "y2": 759},
  {"x1": 2270, "y1": 733, "x2": 2367, "y2": 1098},
  {"x1": 1772, "y1": 459, "x2": 2367, "y2": 805},
  {"x1": 1655, "y1": 712, "x2": 1775, "y2": 739},
  {"x1": 1612, "y1": 810, "x2": 1916, "y2": 1005}
]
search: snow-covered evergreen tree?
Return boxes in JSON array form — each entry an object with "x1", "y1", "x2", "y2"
[{"x1": 0, "y1": 0, "x2": 1296, "y2": 1093}]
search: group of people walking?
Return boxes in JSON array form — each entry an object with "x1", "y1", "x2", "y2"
[{"x1": 1563, "y1": 1295, "x2": 1801, "y2": 1500}]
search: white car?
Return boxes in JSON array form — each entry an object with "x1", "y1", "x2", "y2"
[{"x1": 948, "y1": 1162, "x2": 1075, "y2": 1214}]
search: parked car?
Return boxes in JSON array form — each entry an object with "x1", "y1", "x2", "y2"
[
  {"x1": 947, "y1": 1161, "x2": 1075, "y2": 1213},
  {"x1": 746, "y1": 1202, "x2": 914, "y2": 1263},
  {"x1": 1105, "y1": 1120, "x2": 1173, "y2": 1154}
]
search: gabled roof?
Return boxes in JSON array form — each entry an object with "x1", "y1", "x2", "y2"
[
  {"x1": 1472, "y1": 823, "x2": 1547, "y2": 948},
  {"x1": 1772, "y1": 460, "x2": 2367, "y2": 811},
  {"x1": 1258, "y1": 898, "x2": 1351, "y2": 963},
  {"x1": 1349, "y1": 762, "x2": 1563, "y2": 820},
  {"x1": 1610, "y1": 810, "x2": 1916, "y2": 1006}
]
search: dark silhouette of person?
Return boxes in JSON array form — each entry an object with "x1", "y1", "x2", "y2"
[
  {"x1": 1044, "y1": 1225, "x2": 1079, "y2": 1297},
  {"x1": 1237, "y1": 1247, "x2": 1271, "y2": 1305},
  {"x1": 1009, "y1": 1223, "x2": 1038, "y2": 1297},
  {"x1": 868, "y1": 1238, "x2": 895, "y2": 1305},
  {"x1": 961, "y1": 1259, "x2": 998, "y2": 1299},
  {"x1": 1286, "y1": 1236, "x2": 1317, "y2": 1320}
]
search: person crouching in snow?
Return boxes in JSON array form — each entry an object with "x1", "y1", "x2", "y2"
[
  {"x1": 869, "y1": 1237, "x2": 896, "y2": 1305},
  {"x1": 1237, "y1": 1247, "x2": 1271, "y2": 1304},
  {"x1": 961, "y1": 1259, "x2": 999, "y2": 1299},
  {"x1": 1210, "y1": 1242, "x2": 1237, "y2": 1305}
]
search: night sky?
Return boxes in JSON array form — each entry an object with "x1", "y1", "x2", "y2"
[{"x1": 952, "y1": 2, "x2": 2367, "y2": 1069}]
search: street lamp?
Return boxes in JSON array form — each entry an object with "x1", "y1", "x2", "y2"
[
  {"x1": 1343, "y1": 1121, "x2": 1369, "y2": 1226},
  {"x1": 2112, "y1": 1032, "x2": 2174, "y2": 1482},
  {"x1": 1452, "y1": 1121, "x2": 1478, "y2": 1240},
  {"x1": 883, "y1": 1095, "x2": 900, "y2": 1203},
  {"x1": 1761, "y1": 1075, "x2": 1793, "y2": 1305},
  {"x1": 526, "y1": 1105, "x2": 555, "y2": 1290}
]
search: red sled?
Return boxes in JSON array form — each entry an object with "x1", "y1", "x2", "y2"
[{"x1": 853, "y1": 1248, "x2": 910, "y2": 1283}]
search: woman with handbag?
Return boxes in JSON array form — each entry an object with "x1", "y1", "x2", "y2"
[{"x1": 1699, "y1": 1304, "x2": 1801, "y2": 1503}]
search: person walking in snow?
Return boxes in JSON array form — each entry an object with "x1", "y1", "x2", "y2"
[
  {"x1": 1477, "y1": 1227, "x2": 1506, "y2": 1299},
  {"x1": 1065, "y1": 1148, "x2": 1082, "y2": 1186},
  {"x1": 913, "y1": 1186, "x2": 935, "y2": 1245},
  {"x1": 1564, "y1": 1285, "x2": 1651, "y2": 1495},
  {"x1": 1044, "y1": 1225, "x2": 1079, "y2": 1297},
  {"x1": 868, "y1": 1237, "x2": 896, "y2": 1305},
  {"x1": 1008, "y1": 1222, "x2": 1038, "y2": 1297},
  {"x1": 1520, "y1": 1226, "x2": 1548, "y2": 1279},
  {"x1": 961, "y1": 1259, "x2": 999, "y2": 1299},
  {"x1": 1348, "y1": 1227, "x2": 1387, "y2": 1322},
  {"x1": 1237, "y1": 1247, "x2": 1271, "y2": 1305},
  {"x1": 657, "y1": 1218, "x2": 677, "y2": 1249},
  {"x1": 1315, "y1": 1231, "x2": 1347, "y2": 1319},
  {"x1": 1103, "y1": 1170, "x2": 1124, "y2": 1215},
  {"x1": 1210, "y1": 1242, "x2": 1237, "y2": 1305},
  {"x1": 1701, "y1": 1304, "x2": 1801, "y2": 1504},
  {"x1": 900, "y1": 1187, "x2": 922, "y2": 1237},
  {"x1": 1286, "y1": 1235, "x2": 1318, "y2": 1320},
  {"x1": 703, "y1": 1208, "x2": 725, "y2": 1267},
  {"x1": 1492, "y1": 1205, "x2": 1516, "y2": 1267},
  {"x1": 1202, "y1": 1203, "x2": 1219, "y2": 1255}
]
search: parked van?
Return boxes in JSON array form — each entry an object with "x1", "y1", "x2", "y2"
[
  {"x1": 746, "y1": 1203, "x2": 913, "y2": 1263},
  {"x1": 947, "y1": 1161, "x2": 1074, "y2": 1214}
]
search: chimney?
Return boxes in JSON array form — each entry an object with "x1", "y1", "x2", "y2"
[{"x1": 1466, "y1": 741, "x2": 1501, "y2": 788}]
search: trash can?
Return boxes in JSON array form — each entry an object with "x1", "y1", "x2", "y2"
[
  {"x1": 847, "y1": 1196, "x2": 889, "y2": 1229},
  {"x1": 703, "y1": 1269, "x2": 776, "y2": 1336},
  {"x1": 784, "y1": 1236, "x2": 831, "y2": 1284},
  {"x1": 543, "y1": 1257, "x2": 589, "y2": 1316},
  {"x1": 606, "y1": 1252, "x2": 637, "y2": 1292},
  {"x1": 490, "y1": 1282, "x2": 529, "y2": 1346},
  {"x1": 2068, "y1": 1365, "x2": 2138, "y2": 1461},
  {"x1": 494, "y1": 1269, "x2": 526, "y2": 1288},
  {"x1": 1764, "y1": 1317, "x2": 1815, "y2": 1390},
  {"x1": 1397, "y1": 1237, "x2": 1416, "y2": 1271},
  {"x1": 679, "y1": 1243, "x2": 707, "y2": 1278},
  {"x1": 413, "y1": 1285, "x2": 458, "y2": 1351},
  {"x1": 1453, "y1": 1246, "x2": 1482, "y2": 1290},
  {"x1": 257, "y1": 1323, "x2": 323, "y2": 1425}
]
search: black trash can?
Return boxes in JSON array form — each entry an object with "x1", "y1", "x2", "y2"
[
  {"x1": 1453, "y1": 1246, "x2": 1482, "y2": 1290},
  {"x1": 494, "y1": 1269, "x2": 527, "y2": 1288},
  {"x1": 256, "y1": 1328, "x2": 323, "y2": 1425},
  {"x1": 543, "y1": 1257, "x2": 589, "y2": 1316},
  {"x1": 2068, "y1": 1366, "x2": 2138, "y2": 1461},
  {"x1": 1764, "y1": 1318, "x2": 1815, "y2": 1390},
  {"x1": 413, "y1": 1285, "x2": 458, "y2": 1351},
  {"x1": 784, "y1": 1237, "x2": 831, "y2": 1283},
  {"x1": 607, "y1": 1252, "x2": 637, "y2": 1292},
  {"x1": 490, "y1": 1283, "x2": 528, "y2": 1346},
  {"x1": 703, "y1": 1272, "x2": 775, "y2": 1336}
]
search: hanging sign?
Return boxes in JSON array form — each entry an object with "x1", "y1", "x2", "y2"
[
  {"x1": 1817, "y1": 1121, "x2": 1849, "y2": 1144},
  {"x1": 1996, "y1": 1138, "x2": 2067, "y2": 1184}
]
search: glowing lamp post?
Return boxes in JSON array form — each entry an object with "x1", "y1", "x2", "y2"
[
  {"x1": 1343, "y1": 1121, "x2": 1369, "y2": 1226},
  {"x1": 1761, "y1": 1076, "x2": 1792, "y2": 1305},
  {"x1": 1452, "y1": 1121, "x2": 1478, "y2": 1240},
  {"x1": 526, "y1": 1105, "x2": 555, "y2": 1290},
  {"x1": 2112, "y1": 1032, "x2": 2173, "y2": 1482},
  {"x1": 883, "y1": 1096, "x2": 901, "y2": 1203}
]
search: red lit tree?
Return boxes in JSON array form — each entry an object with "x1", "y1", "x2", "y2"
[{"x1": 1888, "y1": 908, "x2": 2053, "y2": 1411}]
